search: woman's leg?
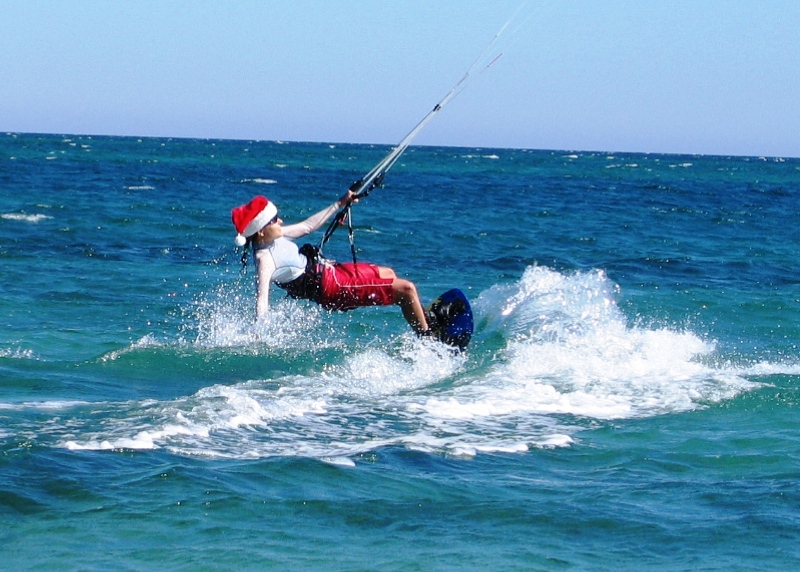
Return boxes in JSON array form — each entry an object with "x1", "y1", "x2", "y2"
[{"x1": 377, "y1": 266, "x2": 429, "y2": 333}]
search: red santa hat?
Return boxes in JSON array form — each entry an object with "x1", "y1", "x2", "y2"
[{"x1": 231, "y1": 196, "x2": 278, "y2": 246}]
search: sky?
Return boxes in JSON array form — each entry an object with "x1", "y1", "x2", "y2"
[{"x1": 1, "y1": 0, "x2": 798, "y2": 157}]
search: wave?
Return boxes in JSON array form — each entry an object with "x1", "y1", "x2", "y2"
[
  {"x1": 26, "y1": 265, "x2": 781, "y2": 460},
  {"x1": 461, "y1": 266, "x2": 758, "y2": 420},
  {"x1": 98, "y1": 334, "x2": 165, "y2": 362}
]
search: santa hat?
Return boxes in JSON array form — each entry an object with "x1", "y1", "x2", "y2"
[{"x1": 231, "y1": 196, "x2": 278, "y2": 246}]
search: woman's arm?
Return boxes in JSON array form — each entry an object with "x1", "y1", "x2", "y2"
[
  {"x1": 255, "y1": 250, "x2": 278, "y2": 317},
  {"x1": 281, "y1": 201, "x2": 340, "y2": 239},
  {"x1": 281, "y1": 191, "x2": 357, "y2": 239}
]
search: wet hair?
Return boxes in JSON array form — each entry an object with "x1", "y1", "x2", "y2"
[{"x1": 240, "y1": 236, "x2": 254, "y2": 272}]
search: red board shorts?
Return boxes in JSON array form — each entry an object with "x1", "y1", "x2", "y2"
[{"x1": 318, "y1": 262, "x2": 396, "y2": 311}]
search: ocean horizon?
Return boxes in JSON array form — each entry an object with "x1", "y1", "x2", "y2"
[{"x1": 9, "y1": 128, "x2": 800, "y2": 161}]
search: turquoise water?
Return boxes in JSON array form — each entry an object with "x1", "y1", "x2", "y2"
[{"x1": 2, "y1": 133, "x2": 800, "y2": 570}]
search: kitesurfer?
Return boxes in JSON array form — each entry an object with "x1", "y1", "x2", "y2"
[{"x1": 232, "y1": 193, "x2": 430, "y2": 334}]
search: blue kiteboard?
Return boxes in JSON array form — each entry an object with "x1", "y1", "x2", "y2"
[{"x1": 426, "y1": 288, "x2": 474, "y2": 351}]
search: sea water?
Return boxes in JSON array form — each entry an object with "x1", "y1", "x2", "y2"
[{"x1": 1, "y1": 133, "x2": 799, "y2": 570}]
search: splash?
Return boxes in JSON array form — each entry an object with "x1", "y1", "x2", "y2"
[
  {"x1": 50, "y1": 266, "x2": 768, "y2": 460},
  {"x1": 61, "y1": 336, "x2": 466, "y2": 458},
  {"x1": 188, "y1": 280, "x2": 344, "y2": 350},
  {"x1": 434, "y1": 266, "x2": 759, "y2": 422}
]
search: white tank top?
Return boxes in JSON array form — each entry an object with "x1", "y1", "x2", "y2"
[{"x1": 255, "y1": 237, "x2": 307, "y2": 284}]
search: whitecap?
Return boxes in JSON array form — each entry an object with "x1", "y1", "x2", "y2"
[
  {"x1": 1, "y1": 213, "x2": 52, "y2": 223},
  {"x1": 321, "y1": 456, "x2": 355, "y2": 467}
]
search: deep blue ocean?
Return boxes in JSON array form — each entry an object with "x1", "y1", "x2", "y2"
[{"x1": 2, "y1": 132, "x2": 799, "y2": 570}]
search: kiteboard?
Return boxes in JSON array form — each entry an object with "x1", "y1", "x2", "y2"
[{"x1": 426, "y1": 288, "x2": 474, "y2": 351}]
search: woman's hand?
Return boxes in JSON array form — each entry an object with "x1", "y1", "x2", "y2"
[{"x1": 337, "y1": 190, "x2": 359, "y2": 208}]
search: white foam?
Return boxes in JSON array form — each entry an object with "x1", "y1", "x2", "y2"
[
  {"x1": 320, "y1": 340, "x2": 464, "y2": 398},
  {"x1": 65, "y1": 412, "x2": 212, "y2": 451}
]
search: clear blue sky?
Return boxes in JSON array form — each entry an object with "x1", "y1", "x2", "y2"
[{"x1": 2, "y1": 0, "x2": 798, "y2": 157}]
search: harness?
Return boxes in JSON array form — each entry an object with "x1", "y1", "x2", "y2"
[{"x1": 276, "y1": 243, "x2": 324, "y2": 303}]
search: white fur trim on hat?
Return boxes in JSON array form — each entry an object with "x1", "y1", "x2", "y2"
[{"x1": 242, "y1": 202, "x2": 277, "y2": 237}]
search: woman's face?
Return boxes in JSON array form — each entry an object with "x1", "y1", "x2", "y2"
[{"x1": 257, "y1": 217, "x2": 283, "y2": 242}]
